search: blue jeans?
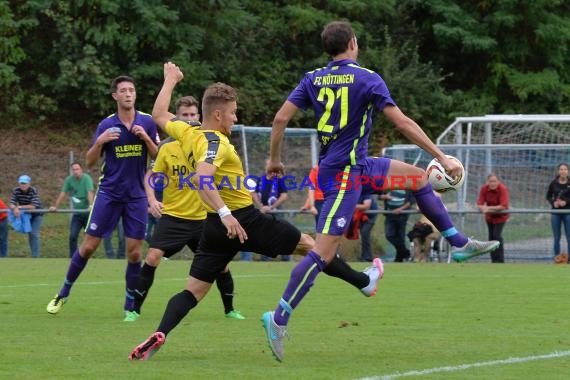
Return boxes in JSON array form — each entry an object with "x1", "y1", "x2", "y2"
[
  {"x1": 313, "y1": 200, "x2": 324, "y2": 225},
  {"x1": 240, "y1": 251, "x2": 253, "y2": 261},
  {"x1": 145, "y1": 215, "x2": 158, "y2": 243},
  {"x1": 104, "y1": 220, "x2": 125, "y2": 259},
  {"x1": 385, "y1": 214, "x2": 410, "y2": 262},
  {"x1": 551, "y1": 212, "x2": 570, "y2": 256},
  {"x1": 359, "y1": 218, "x2": 376, "y2": 261},
  {"x1": 0, "y1": 218, "x2": 8, "y2": 257},
  {"x1": 69, "y1": 213, "x2": 89, "y2": 257},
  {"x1": 29, "y1": 215, "x2": 43, "y2": 258}
]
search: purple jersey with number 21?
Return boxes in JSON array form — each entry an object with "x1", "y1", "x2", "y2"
[{"x1": 287, "y1": 58, "x2": 396, "y2": 169}]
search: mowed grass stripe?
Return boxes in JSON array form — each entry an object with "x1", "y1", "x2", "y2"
[{"x1": 1, "y1": 259, "x2": 569, "y2": 380}]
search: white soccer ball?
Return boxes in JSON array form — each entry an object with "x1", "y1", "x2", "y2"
[{"x1": 426, "y1": 155, "x2": 465, "y2": 193}]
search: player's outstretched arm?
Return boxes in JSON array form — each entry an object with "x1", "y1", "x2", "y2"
[
  {"x1": 383, "y1": 105, "x2": 461, "y2": 177},
  {"x1": 152, "y1": 62, "x2": 183, "y2": 132},
  {"x1": 267, "y1": 100, "x2": 299, "y2": 177}
]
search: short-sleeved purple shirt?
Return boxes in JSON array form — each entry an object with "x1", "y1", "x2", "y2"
[
  {"x1": 287, "y1": 58, "x2": 396, "y2": 169},
  {"x1": 91, "y1": 110, "x2": 159, "y2": 200}
]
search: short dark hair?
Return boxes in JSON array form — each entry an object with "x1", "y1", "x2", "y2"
[
  {"x1": 110, "y1": 75, "x2": 135, "y2": 93},
  {"x1": 321, "y1": 21, "x2": 355, "y2": 56},
  {"x1": 202, "y1": 83, "x2": 237, "y2": 116},
  {"x1": 175, "y1": 96, "x2": 199, "y2": 112},
  {"x1": 70, "y1": 161, "x2": 83, "y2": 169}
]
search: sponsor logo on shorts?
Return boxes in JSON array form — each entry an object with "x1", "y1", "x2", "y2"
[{"x1": 336, "y1": 217, "x2": 347, "y2": 228}]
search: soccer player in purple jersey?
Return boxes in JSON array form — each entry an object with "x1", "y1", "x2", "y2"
[
  {"x1": 261, "y1": 20, "x2": 500, "y2": 361},
  {"x1": 47, "y1": 75, "x2": 160, "y2": 320}
]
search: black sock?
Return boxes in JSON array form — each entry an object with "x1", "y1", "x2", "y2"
[
  {"x1": 157, "y1": 290, "x2": 198, "y2": 335},
  {"x1": 323, "y1": 254, "x2": 368, "y2": 289},
  {"x1": 216, "y1": 271, "x2": 234, "y2": 314},
  {"x1": 133, "y1": 263, "x2": 157, "y2": 313}
]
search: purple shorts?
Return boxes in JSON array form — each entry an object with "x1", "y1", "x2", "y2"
[
  {"x1": 85, "y1": 191, "x2": 147, "y2": 240},
  {"x1": 317, "y1": 157, "x2": 391, "y2": 235}
]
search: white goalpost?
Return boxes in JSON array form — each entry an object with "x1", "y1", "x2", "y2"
[{"x1": 385, "y1": 114, "x2": 570, "y2": 262}]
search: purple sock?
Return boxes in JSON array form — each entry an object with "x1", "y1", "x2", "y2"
[
  {"x1": 59, "y1": 250, "x2": 88, "y2": 298},
  {"x1": 274, "y1": 251, "x2": 326, "y2": 326},
  {"x1": 124, "y1": 261, "x2": 142, "y2": 311},
  {"x1": 413, "y1": 184, "x2": 468, "y2": 247}
]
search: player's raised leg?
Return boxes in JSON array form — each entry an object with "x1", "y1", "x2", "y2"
[{"x1": 378, "y1": 158, "x2": 499, "y2": 260}]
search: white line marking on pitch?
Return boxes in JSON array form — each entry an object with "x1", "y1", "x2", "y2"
[
  {"x1": 0, "y1": 274, "x2": 279, "y2": 289},
  {"x1": 357, "y1": 350, "x2": 570, "y2": 380}
]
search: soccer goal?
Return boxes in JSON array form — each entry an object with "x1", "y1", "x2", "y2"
[
  {"x1": 230, "y1": 125, "x2": 319, "y2": 208},
  {"x1": 384, "y1": 115, "x2": 570, "y2": 262}
]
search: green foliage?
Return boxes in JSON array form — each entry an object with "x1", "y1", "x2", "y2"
[
  {"x1": 408, "y1": 0, "x2": 570, "y2": 115},
  {"x1": 361, "y1": 27, "x2": 453, "y2": 147},
  {"x1": 0, "y1": 1, "x2": 38, "y2": 125},
  {"x1": 2, "y1": 0, "x2": 570, "y2": 138}
]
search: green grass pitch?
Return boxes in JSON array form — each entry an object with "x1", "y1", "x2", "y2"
[{"x1": 1, "y1": 258, "x2": 570, "y2": 379}]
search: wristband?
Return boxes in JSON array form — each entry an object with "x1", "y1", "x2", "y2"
[{"x1": 217, "y1": 205, "x2": 231, "y2": 218}]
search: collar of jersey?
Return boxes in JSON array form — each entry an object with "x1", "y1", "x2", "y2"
[{"x1": 327, "y1": 58, "x2": 358, "y2": 68}]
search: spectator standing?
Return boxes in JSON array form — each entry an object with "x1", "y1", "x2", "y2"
[
  {"x1": 49, "y1": 162, "x2": 94, "y2": 257},
  {"x1": 546, "y1": 163, "x2": 570, "y2": 261},
  {"x1": 9, "y1": 175, "x2": 43, "y2": 258},
  {"x1": 477, "y1": 173, "x2": 509, "y2": 263},
  {"x1": 0, "y1": 197, "x2": 8, "y2": 257},
  {"x1": 379, "y1": 189, "x2": 414, "y2": 262},
  {"x1": 355, "y1": 194, "x2": 378, "y2": 262}
]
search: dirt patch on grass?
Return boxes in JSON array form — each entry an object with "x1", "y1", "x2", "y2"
[{"x1": 1, "y1": 127, "x2": 96, "y2": 205}]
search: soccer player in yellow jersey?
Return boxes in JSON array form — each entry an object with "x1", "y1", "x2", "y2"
[
  {"x1": 123, "y1": 97, "x2": 244, "y2": 322},
  {"x1": 129, "y1": 62, "x2": 382, "y2": 361}
]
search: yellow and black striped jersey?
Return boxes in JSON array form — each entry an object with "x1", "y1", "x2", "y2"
[{"x1": 165, "y1": 119, "x2": 252, "y2": 212}]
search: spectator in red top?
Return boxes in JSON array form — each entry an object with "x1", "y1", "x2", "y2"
[
  {"x1": 477, "y1": 173, "x2": 509, "y2": 263},
  {"x1": 0, "y1": 197, "x2": 8, "y2": 257}
]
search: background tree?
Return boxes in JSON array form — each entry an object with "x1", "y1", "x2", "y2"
[{"x1": 2, "y1": 0, "x2": 569, "y2": 144}]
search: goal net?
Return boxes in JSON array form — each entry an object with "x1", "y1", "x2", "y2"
[
  {"x1": 384, "y1": 115, "x2": 570, "y2": 262},
  {"x1": 230, "y1": 125, "x2": 319, "y2": 230}
]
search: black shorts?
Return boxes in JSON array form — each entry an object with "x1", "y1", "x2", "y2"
[
  {"x1": 149, "y1": 214, "x2": 204, "y2": 258},
  {"x1": 191, "y1": 205, "x2": 300, "y2": 283}
]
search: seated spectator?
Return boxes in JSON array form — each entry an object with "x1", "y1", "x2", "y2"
[
  {"x1": 408, "y1": 215, "x2": 440, "y2": 263},
  {"x1": 407, "y1": 191, "x2": 442, "y2": 263}
]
